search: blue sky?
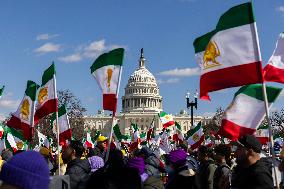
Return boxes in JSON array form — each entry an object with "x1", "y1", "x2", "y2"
[{"x1": 1, "y1": 0, "x2": 284, "y2": 119}]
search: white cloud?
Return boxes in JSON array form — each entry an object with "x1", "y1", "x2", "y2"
[
  {"x1": 34, "y1": 43, "x2": 61, "y2": 54},
  {"x1": 0, "y1": 114, "x2": 6, "y2": 121},
  {"x1": 158, "y1": 67, "x2": 200, "y2": 77},
  {"x1": 58, "y1": 53, "x2": 82, "y2": 63},
  {"x1": 277, "y1": 6, "x2": 284, "y2": 12},
  {"x1": 58, "y1": 39, "x2": 125, "y2": 63},
  {"x1": 0, "y1": 96, "x2": 20, "y2": 110},
  {"x1": 157, "y1": 78, "x2": 180, "y2": 84},
  {"x1": 36, "y1": 33, "x2": 59, "y2": 41}
]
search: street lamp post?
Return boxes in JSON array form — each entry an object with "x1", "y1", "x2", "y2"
[{"x1": 186, "y1": 91, "x2": 198, "y2": 127}]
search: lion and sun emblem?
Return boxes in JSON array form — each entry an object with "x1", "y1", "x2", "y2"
[{"x1": 203, "y1": 40, "x2": 221, "y2": 70}]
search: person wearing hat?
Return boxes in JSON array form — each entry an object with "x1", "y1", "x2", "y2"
[
  {"x1": 231, "y1": 134, "x2": 273, "y2": 189},
  {"x1": 0, "y1": 150, "x2": 50, "y2": 189},
  {"x1": 127, "y1": 157, "x2": 164, "y2": 189},
  {"x1": 165, "y1": 149, "x2": 200, "y2": 189},
  {"x1": 93, "y1": 135, "x2": 107, "y2": 159}
]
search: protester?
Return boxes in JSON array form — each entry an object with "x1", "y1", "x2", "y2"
[
  {"x1": 128, "y1": 157, "x2": 165, "y2": 189},
  {"x1": 165, "y1": 149, "x2": 200, "y2": 189},
  {"x1": 231, "y1": 134, "x2": 273, "y2": 189},
  {"x1": 86, "y1": 149, "x2": 142, "y2": 189},
  {"x1": 93, "y1": 135, "x2": 107, "y2": 159},
  {"x1": 197, "y1": 145, "x2": 217, "y2": 189},
  {"x1": 136, "y1": 147, "x2": 166, "y2": 178},
  {"x1": 0, "y1": 150, "x2": 50, "y2": 189},
  {"x1": 213, "y1": 144, "x2": 231, "y2": 189},
  {"x1": 88, "y1": 155, "x2": 104, "y2": 173},
  {"x1": 62, "y1": 140, "x2": 91, "y2": 189}
]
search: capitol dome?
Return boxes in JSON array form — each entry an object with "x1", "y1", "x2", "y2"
[{"x1": 122, "y1": 49, "x2": 163, "y2": 114}]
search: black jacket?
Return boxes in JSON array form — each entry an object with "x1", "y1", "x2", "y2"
[
  {"x1": 65, "y1": 158, "x2": 91, "y2": 189},
  {"x1": 166, "y1": 166, "x2": 200, "y2": 189},
  {"x1": 231, "y1": 160, "x2": 273, "y2": 189}
]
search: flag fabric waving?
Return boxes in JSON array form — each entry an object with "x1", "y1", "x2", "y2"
[
  {"x1": 0, "y1": 86, "x2": 4, "y2": 98},
  {"x1": 187, "y1": 122, "x2": 204, "y2": 150},
  {"x1": 90, "y1": 48, "x2": 124, "y2": 112},
  {"x1": 5, "y1": 126, "x2": 27, "y2": 152},
  {"x1": 254, "y1": 124, "x2": 269, "y2": 145},
  {"x1": 37, "y1": 130, "x2": 50, "y2": 148},
  {"x1": 172, "y1": 122, "x2": 184, "y2": 144},
  {"x1": 159, "y1": 111, "x2": 175, "y2": 128},
  {"x1": 263, "y1": 33, "x2": 284, "y2": 83},
  {"x1": 34, "y1": 63, "x2": 58, "y2": 125},
  {"x1": 7, "y1": 80, "x2": 38, "y2": 140},
  {"x1": 218, "y1": 84, "x2": 282, "y2": 141},
  {"x1": 50, "y1": 105, "x2": 72, "y2": 145},
  {"x1": 193, "y1": 2, "x2": 263, "y2": 100}
]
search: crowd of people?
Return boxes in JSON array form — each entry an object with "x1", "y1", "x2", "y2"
[{"x1": 0, "y1": 134, "x2": 280, "y2": 189}]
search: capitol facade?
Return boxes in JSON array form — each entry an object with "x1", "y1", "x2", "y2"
[{"x1": 84, "y1": 49, "x2": 210, "y2": 136}]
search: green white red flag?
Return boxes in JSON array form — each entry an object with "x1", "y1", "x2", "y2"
[
  {"x1": 218, "y1": 84, "x2": 282, "y2": 141},
  {"x1": 37, "y1": 130, "x2": 50, "y2": 148},
  {"x1": 5, "y1": 126, "x2": 27, "y2": 153},
  {"x1": 187, "y1": 122, "x2": 204, "y2": 150},
  {"x1": 172, "y1": 122, "x2": 184, "y2": 144},
  {"x1": 147, "y1": 120, "x2": 155, "y2": 141},
  {"x1": 7, "y1": 80, "x2": 38, "y2": 140},
  {"x1": 34, "y1": 63, "x2": 58, "y2": 124},
  {"x1": 159, "y1": 111, "x2": 175, "y2": 128},
  {"x1": 0, "y1": 86, "x2": 4, "y2": 99},
  {"x1": 254, "y1": 124, "x2": 269, "y2": 145},
  {"x1": 263, "y1": 33, "x2": 284, "y2": 83},
  {"x1": 50, "y1": 105, "x2": 72, "y2": 145},
  {"x1": 85, "y1": 131, "x2": 94, "y2": 148},
  {"x1": 193, "y1": 2, "x2": 263, "y2": 100},
  {"x1": 90, "y1": 48, "x2": 124, "y2": 113}
]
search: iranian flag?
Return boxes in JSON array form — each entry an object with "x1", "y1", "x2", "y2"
[
  {"x1": 113, "y1": 124, "x2": 128, "y2": 141},
  {"x1": 7, "y1": 80, "x2": 38, "y2": 140},
  {"x1": 131, "y1": 123, "x2": 140, "y2": 143},
  {"x1": 5, "y1": 126, "x2": 27, "y2": 152},
  {"x1": 159, "y1": 111, "x2": 175, "y2": 128},
  {"x1": 147, "y1": 120, "x2": 155, "y2": 141},
  {"x1": 187, "y1": 122, "x2": 204, "y2": 150},
  {"x1": 218, "y1": 84, "x2": 282, "y2": 141},
  {"x1": 0, "y1": 86, "x2": 4, "y2": 98},
  {"x1": 34, "y1": 63, "x2": 58, "y2": 125},
  {"x1": 263, "y1": 33, "x2": 284, "y2": 83},
  {"x1": 0, "y1": 124, "x2": 4, "y2": 139},
  {"x1": 85, "y1": 132, "x2": 94, "y2": 148},
  {"x1": 37, "y1": 130, "x2": 50, "y2": 148},
  {"x1": 193, "y1": 2, "x2": 263, "y2": 100},
  {"x1": 173, "y1": 122, "x2": 184, "y2": 144},
  {"x1": 90, "y1": 48, "x2": 124, "y2": 112},
  {"x1": 51, "y1": 105, "x2": 72, "y2": 144},
  {"x1": 204, "y1": 136, "x2": 213, "y2": 147},
  {"x1": 254, "y1": 124, "x2": 269, "y2": 145}
]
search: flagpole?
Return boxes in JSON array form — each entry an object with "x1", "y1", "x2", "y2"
[
  {"x1": 105, "y1": 65, "x2": 123, "y2": 162},
  {"x1": 53, "y1": 74, "x2": 61, "y2": 176},
  {"x1": 250, "y1": 3, "x2": 279, "y2": 186}
]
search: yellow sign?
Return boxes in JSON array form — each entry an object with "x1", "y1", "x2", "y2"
[
  {"x1": 20, "y1": 99, "x2": 30, "y2": 121},
  {"x1": 38, "y1": 87, "x2": 48, "y2": 104},
  {"x1": 203, "y1": 40, "x2": 221, "y2": 70}
]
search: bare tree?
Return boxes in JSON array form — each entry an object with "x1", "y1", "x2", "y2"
[
  {"x1": 203, "y1": 107, "x2": 224, "y2": 134},
  {"x1": 58, "y1": 89, "x2": 86, "y2": 140}
]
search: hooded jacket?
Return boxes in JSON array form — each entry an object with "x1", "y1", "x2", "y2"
[{"x1": 65, "y1": 158, "x2": 91, "y2": 189}]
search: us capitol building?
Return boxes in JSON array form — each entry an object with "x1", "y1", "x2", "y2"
[{"x1": 84, "y1": 49, "x2": 211, "y2": 136}]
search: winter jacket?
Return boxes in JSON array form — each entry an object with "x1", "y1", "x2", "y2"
[
  {"x1": 213, "y1": 163, "x2": 231, "y2": 189},
  {"x1": 231, "y1": 160, "x2": 273, "y2": 189},
  {"x1": 65, "y1": 158, "x2": 91, "y2": 189},
  {"x1": 86, "y1": 166, "x2": 142, "y2": 189},
  {"x1": 143, "y1": 176, "x2": 165, "y2": 189},
  {"x1": 166, "y1": 165, "x2": 200, "y2": 189},
  {"x1": 93, "y1": 146, "x2": 106, "y2": 159},
  {"x1": 198, "y1": 158, "x2": 217, "y2": 189},
  {"x1": 145, "y1": 156, "x2": 164, "y2": 177}
]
